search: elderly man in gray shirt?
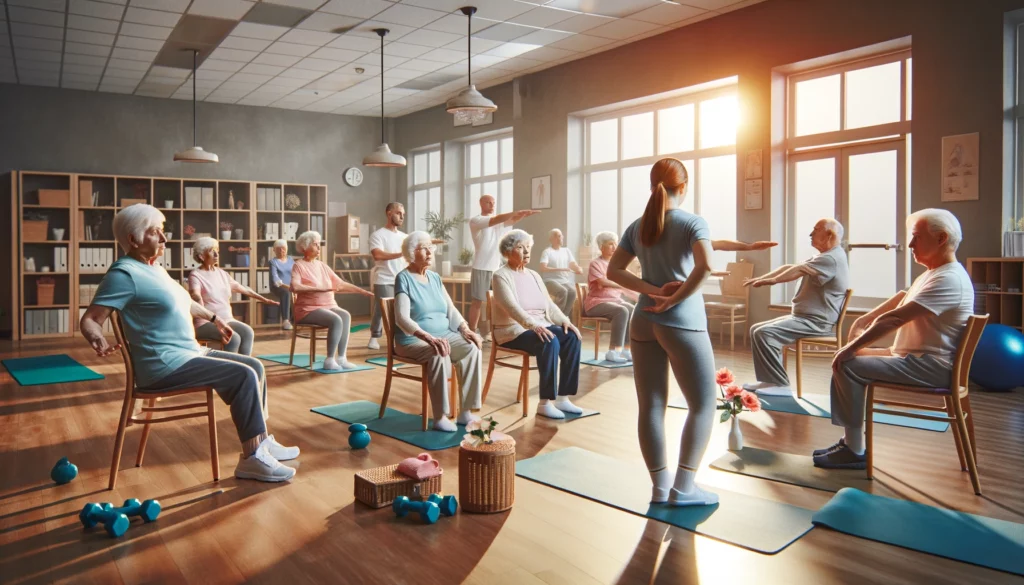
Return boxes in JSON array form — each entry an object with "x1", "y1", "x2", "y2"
[{"x1": 742, "y1": 218, "x2": 850, "y2": 397}]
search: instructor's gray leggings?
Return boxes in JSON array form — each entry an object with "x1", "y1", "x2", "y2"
[
  {"x1": 298, "y1": 307, "x2": 352, "y2": 359},
  {"x1": 584, "y1": 299, "x2": 635, "y2": 349},
  {"x1": 630, "y1": 317, "x2": 717, "y2": 475},
  {"x1": 196, "y1": 320, "x2": 255, "y2": 356}
]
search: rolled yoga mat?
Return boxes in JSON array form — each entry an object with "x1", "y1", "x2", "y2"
[
  {"x1": 516, "y1": 446, "x2": 815, "y2": 554},
  {"x1": 257, "y1": 354, "x2": 374, "y2": 374},
  {"x1": 710, "y1": 447, "x2": 873, "y2": 493},
  {"x1": 813, "y1": 488, "x2": 1024, "y2": 577},
  {"x1": 2, "y1": 354, "x2": 104, "y2": 386},
  {"x1": 312, "y1": 400, "x2": 467, "y2": 450}
]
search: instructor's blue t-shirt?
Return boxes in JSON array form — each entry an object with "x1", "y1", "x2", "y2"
[
  {"x1": 92, "y1": 256, "x2": 202, "y2": 387},
  {"x1": 619, "y1": 209, "x2": 711, "y2": 331}
]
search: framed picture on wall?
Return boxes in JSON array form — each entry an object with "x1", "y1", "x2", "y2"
[
  {"x1": 531, "y1": 175, "x2": 551, "y2": 210},
  {"x1": 941, "y1": 132, "x2": 979, "y2": 201},
  {"x1": 745, "y1": 149, "x2": 763, "y2": 180}
]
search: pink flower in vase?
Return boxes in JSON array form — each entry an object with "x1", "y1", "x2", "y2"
[
  {"x1": 723, "y1": 384, "x2": 743, "y2": 399},
  {"x1": 715, "y1": 367, "x2": 734, "y2": 386},
  {"x1": 740, "y1": 390, "x2": 762, "y2": 412}
]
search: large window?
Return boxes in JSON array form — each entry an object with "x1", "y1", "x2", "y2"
[
  {"x1": 464, "y1": 134, "x2": 513, "y2": 220},
  {"x1": 583, "y1": 88, "x2": 738, "y2": 268},
  {"x1": 785, "y1": 50, "x2": 912, "y2": 305},
  {"x1": 410, "y1": 148, "x2": 441, "y2": 232}
]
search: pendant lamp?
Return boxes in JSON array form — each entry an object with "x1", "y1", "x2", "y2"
[
  {"x1": 363, "y1": 28, "x2": 406, "y2": 167},
  {"x1": 446, "y1": 6, "x2": 496, "y2": 123},
  {"x1": 174, "y1": 49, "x2": 218, "y2": 163}
]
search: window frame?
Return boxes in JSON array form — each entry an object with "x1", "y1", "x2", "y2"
[
  {"x1": 463, "y1": 132, "x2": 514, "y2": 221},
  {"x1": 409, "y1": 146, "x2": 442, "y2": 232}
]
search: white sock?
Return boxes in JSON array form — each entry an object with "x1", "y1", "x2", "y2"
[
  {"x1": 554, "y1": 396, "x2": 583, "y2": 414},
  {"x1": 339, "y1": 358, "x2": 358, "y2": 369},
  {"x1": 456, "y1": 410, "x2": 480, "y2": 425},
  {"x1": 844, "y1": 426, "x2": 866, "y2": 455},
  {"x1": 322, "y1": 357, "x2": 340, "y2": 370},
  {"x1": 669, "y1": 485, "x2": 719, "y2": 507},
  {"x1": 672, "y1": 465, "x2": 698, "y2": 494},
  {"x1": 650, "y1": 467, "x2": 673, "y2": 503},
  {"x1": 433, "y1": 416, "x2": 458, "y2": 432},
  {"x1": 536, "y1": 400, "x2": 565, "y2": 419}
]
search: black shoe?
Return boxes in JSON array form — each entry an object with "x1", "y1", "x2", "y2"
[
  {"x1": 812, "y1": 437, "x2": 846, "y2": 457},
  {"x1": 813, "y1": 444, "x2": 866, "y2": 469}
]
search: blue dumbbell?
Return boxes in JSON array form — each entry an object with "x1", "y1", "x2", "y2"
[
  {"x1": 426, "y1": 494, "x2": 458, "y2": 517},
  {"x1": 392, "y1": 495, "x2": 440, "y2": 524},
  {"x1": 80, "y1": 498, "x2": 161, "y2": 537}
]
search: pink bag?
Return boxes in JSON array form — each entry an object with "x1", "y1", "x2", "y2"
[{"x1": 397, "y1": 453, "x2": 442, "y2": 480}]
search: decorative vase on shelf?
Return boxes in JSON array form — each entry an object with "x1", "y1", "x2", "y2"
[
  {"x1": 441, "y1": 260, "x2": 452, "y2": 277},
  {"x1": 51, "y1": 228, "x2": 65, "y2": 241},
  {"x1": 166, "y1": 232, "x2": 173, "y2": 240},
  {"x1": 728, "y1": 416, "x2": 743, "y2": 452},
  {"x1": 234, "y1": 229, "x2": 244, "y2": 240},
  {"x1": 220, "y1": 230, "x2": 232, "y2": 240}
]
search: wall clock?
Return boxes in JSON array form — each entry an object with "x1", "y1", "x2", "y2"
[{"x1": 344, "y1": 167, "x2": 363, "y2": 187}]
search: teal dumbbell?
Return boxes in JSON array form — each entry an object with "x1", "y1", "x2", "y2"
[
  {"x1": 79, "y1": 498, "x2": 161, "y2": 537},
  {"x1": 392, "y1": 496, "x2": 440, "y2": 524},
  {"x1": 426, "y1": 494, "x2": 458, "y2": 517}
]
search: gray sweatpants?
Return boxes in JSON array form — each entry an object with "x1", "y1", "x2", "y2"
[
  {"x1": 394, "y1": 331, "x2": 483, "y2": 420},
  {"x1": 584, "y1": 298, "x2": 636, "y2": 349},
  {"x1": 196, "y1": 320, "x2": 255, "y2": 356},
  {"x1": 139, "y1": 350, "x2": 268, "y2": 445},
  {"x1": 630, "y1": 317, "x2": 717, "y2": 474},
  {"x1": 831, "y1": 353, "x2": 951, "y2": 430},
  {"x1": 298, "y1": 307, "x2": 352, "y2": 359},
  {"x1": 749, "y1": 315, "x2": 833, "y2": 386},
  {"x1": 370, "y1": 283, "x2": 394, "y2": 339},
  {"x1": 544, "y1": 281, "x2": 577, "y2": 318}
]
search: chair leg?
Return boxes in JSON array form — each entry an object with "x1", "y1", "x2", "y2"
[
  {"x1": 594, "y1": 323, "x2": 600, "y2": 359},
  {"x1": 795, "y1": 343, "x2": 804, "y2": 399},
  {"x1": 135, "y1": 398, "x2": 156, "y2": 467},
  {"x1": 482, "y1": 344, "x2": 497, "y2": 404},
  {"x1": 108, "y1": 394, "x2": 133, "y2": 490},
  {"x1": 782, "y1": 346, "x2": 788, "y2": 371},
  {"x1": 952, "y1": 397, "x2": 982, "y2": 495},
  {"x1": 379, "y1": 364, "x2": 394, "y2": 418},
  {"x1": 944, "y1": 396, "x2": 968, "y2": 471},
  {"x1": 309, "y1": 334, "x2": 316, "y2": 370},
  {"x1": 421, "y1": 375, "x2": 429, "y2": 431},
  {"x1": 207, "y1": 389, "x2": 220, "y2": 481},
  {"x1": 520, "y1": 358, "x2": 530, "y2": 418},
  {"x1": 865, "y1": 386, "x2": 874, "y2": 480},
  {"x1": 289, "y1": 327, "x2": 298, "y2": 365},
  {"x1": 449, "y1": 375, "x2": 458, "y2": 419},
  {"x1": 962, "y1": 396, "x2": 978, "y2": 463},
  {"x1": 729, "y1": 309, "x2": 735, "y2": 351}
]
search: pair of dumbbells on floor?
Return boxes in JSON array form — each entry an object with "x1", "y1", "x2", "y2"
[
  {"x1": 79, "y1": 498, "x2": 161, "y2": 537},
  {"x1": 392, "y1": 494, "x2": 458, "y2": 524}
]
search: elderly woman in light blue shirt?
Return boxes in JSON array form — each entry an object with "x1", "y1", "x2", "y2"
[
  {"x1": 269, "y1": 239, "x2": 294, "y2": 330},
  {"x1": 393, "y1": 231, "x2": 483, "y2": 432},
  {"x1": 79, "y1": 204, "x2": 299, "y2": 483}
]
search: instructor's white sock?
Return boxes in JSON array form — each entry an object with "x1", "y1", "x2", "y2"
[
  {"x1": 673, "y1": 466, "x2": 697, "y2": 495},
  {"x1": 650, "y1": 467, "x2": 673, "y2": 503}
]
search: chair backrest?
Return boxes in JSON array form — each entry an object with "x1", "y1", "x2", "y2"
[
  {"x1": 575, "y1": 283, "x2": 588, "y2": 322},
  {"x1": 110, "y1": 311, "x2": 136, "y2": 393},
  {"x1": 379, "y1": 296, "x2": 397, "y2": 358},
  {"x1": 720, "y1": 260, "x2": 754, "y2": 300},
  {"x1": 486, "y1": 290, "x2": 495, "y2": 324},
  {"x1": 951, "y1": 314, "x2": 989, "y2": 391},
  {"x1": 834, "y1": 288, "x2": 854, "y2": 345}
]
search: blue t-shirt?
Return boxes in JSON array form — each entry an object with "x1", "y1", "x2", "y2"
[
  {"x1": 619, "y1": 209, "x2": 711, "y2": 331},
  {"x1": 92, "y1": 256, "x2": 202, "y2": 387},
  {"x1": 394, "y1": 270, "x2": 450, "y2": 346},
  {"x1": 270, "y1": 256, "x2": 294, "y2": 287}
]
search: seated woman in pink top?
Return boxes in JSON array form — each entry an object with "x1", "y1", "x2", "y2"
[
  {"x1": 190, "y1": 237, "x2": 279, "y2": 356},
  {"x1": 291, "y1": 230, "x2": 373, "y2": 371},
  {"x1": 585, "y1": 231, "x2": 639, "y2": 363}
]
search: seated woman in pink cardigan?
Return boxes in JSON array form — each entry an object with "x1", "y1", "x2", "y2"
[
  {"x1": 585, "y1": 231, "x2": 639, "y2": 363},
  {"x1": 290, "y1": 231, "x2": 373, "y2": 370}
]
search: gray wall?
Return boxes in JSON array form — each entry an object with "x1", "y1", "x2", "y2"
[
  {"x1": 0, "y1": 83, "x2": 394, "y2": 316},
  {"x1": 393, "y1": 0, "x2": 1024, "y2": 327}
]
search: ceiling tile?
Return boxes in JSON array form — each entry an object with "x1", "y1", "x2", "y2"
[
  {"x1": 119, "y1": 22, "x2": 173, "y2": 40},
  {"x1": 417, "y1": 47, "x2": 466, "y2": 64},
  {"x1": 263, "y1": 0, "x2": 324, "y2": 9},
  {"x1": 68, "y1": 14, "x2": 122, "y2": 34},
  {"x1": 10, "y1": 7, "x2": 67, "y2": 27},
  {"x1": 265, "y1": 41, "x2": 318, "y2": 57},
  {"x1": 199, "y1": 58, "x2": 245, "y2": 72},
  {"x1": 188, "y1": 0, "x2": 255, "y2": 21},
  {"x1": 509, "y1": 46, "x2": 570, "y2": 62},
  {"x1": 105, "y1": 67, "x2": 147, "y2": 79},
  {"x1": 8, "y1": 0, "x2": 66, "y2": 12},
  {"x1": 514, "y1": 28, "x2": 574, "y2": 46},
  {"x1": 263, "y1": 75, "x2": 308, "y2": 87},
  {"x1": 302, "y1": 73, "x2": 364, "y2": 91},
  {"x1": 16, "y1": 49, "x2": 62, "y2": 63},
  {"x1": 100, "y1": 84, "x2": 140, "y2": 94},
  {"x1": 276, "y1": 66, "x2": 326, "y2": 80},
  {"x1": 116, "y1": 35, "x2": 166, "y2": 51},
  {"x1": 309, "y1": 46, "x2": 364, "y2": 62},
  {"x1": 549, "y1": 12, "x2": 615, "y2": 33},
  {"x1": 111, "y1": 47, "x2": 158, "y2": 62},
  {"x1": 193, "y1": 68, "x2": 231, "y2": 80},
  {"x1": 548, "y1": 33, "x2": 612, "y2": 52},
  {"x1": 209, "y1": 47, "x2": 259, "y2": 62},
  {"x1": 325, "y1": 34, "x2": 380, "y2": 51},
  {"x1": 227, "y1": 72, "x2": 271, "y2": 84},
  {"x1": 9, "y1": 23, "x2": 64, "y2": 40},
  {"x1": 278, "y1": 28, "x2": 338, "y2": 47},
  {"x1": 545, "y1": 0, "x2": 662, "y2": 18},
  {"x1": 628, "y1": 2, "x2": 706, "y2": 24},
  {"x1": 353, "y1": 52, "x2": 406, "y2": 68},
  {"x1": 295, "y1": 12, "x2": 362, "y2": 33},
  {"x1": 239, "y1": 62, "x2": 285, "y2": 75},
  {"x1": 64, "y1": 52, "x2": 110, "y2": 66},
  {"x1": 65, "y1": 29, "x2": 116, "y2": 46},
  {"x1": 63, "y1": 62, "x2": 106, "y2": 75},
  {"x1": 400, "y1": 28, "x2": 461, "y2": 48},
  {"x1": 13, "y1": 36, "x2": 63, "y2": 52},
  {"x1": 392, "y1": 58, "x2": 445, "y2": 73},
  {"x1": 345, "y1": 21, "x2": 415, "y2": 42},
  {"x1": 124, "y1": 6, "x2": 182, "y2": 27},
  {"x1": 21, "y1": 75, "x2": 60, "y2": 87},
  {"x1": 149, "y1": 64, "x2": 189, "y2": 78},
  {"x1": 107, "y1": 57, "x2": 153, "y2": 70},
  {"x1": 252, "y1": 52, "x2": 302, "y2": 67},
  {"x1": 69, "y1": 0, "x2": 126, "y2": 20},
  {"x1": 473, "y1": 22, "x2": 537, "y2": 42},
  {"x1": 375, "y1": 42, "x2": 432, "y2": 58},
  {"x1": 441, "y1": 36, "x2": 503, "y2": 55},
  {"x1": 294, "y1": 57, "x2": 344, "y2": 72},
  {"x1": 586, "y1": 17, "x2": 660, "y2": 40},
  {"x1": 242, "y1": 2, "x2": 314, "y2": 28},
  {"x1": 17, "y1": 59, "x2": 61, "y2": 72},
  {"x1": 231, "y1": 22, "x2": 290, "y2": 40},
  {"x1": 423, "y1": 14, "x2": 495, "y2": 35},
  {"x1": 65, "y1": 41, "x2": 113, "y2": 56},
  {"x1": 488, "y1": 54, "x2": 542, "y2": 71},
  {"x1": 508, "y1": 6, "x2": 576, "y2": 28},
  {"x1": 319, "y1": 0, "x2": 394, "y2": 19},
  {"x1": 128, "y1": 0, "x2": 191, "y2": 12},
  {"x1": 375, "y1": 4, "x2": 446, "y2": 27}
]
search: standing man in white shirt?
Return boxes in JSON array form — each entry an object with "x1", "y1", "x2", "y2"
[
  {"x1": 539, "y1": 228, "x2": 583, "y2": 317},
  {"x1": 367, "y1": 202, "x2": 408, "y2": 350},
  {"x1": 813, "y1": 209, "x2": 974, "y2": 470},
  {"x1": 467, "y1": 194, "x2": 540, "y2": 337}
]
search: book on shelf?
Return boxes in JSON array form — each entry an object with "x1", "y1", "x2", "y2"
[
  {"x1": 185, "y1": 186, "x2": 201, "y2": 209},
  {"x1": 201, "y1": 187, "x2": 214, "y2": 209}
]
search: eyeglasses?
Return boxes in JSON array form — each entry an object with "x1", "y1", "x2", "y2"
[{"x1": 416, "y1": 245, "x2": 437, "y2": 253}]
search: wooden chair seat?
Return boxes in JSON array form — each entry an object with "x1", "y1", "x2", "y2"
[
  {"x1": 574, "y1": 283, "x2": 612, "y2": 360},
  {"x1": 704, "y1": 301, "x2": 746, "y2": 310},
  {"x1": 109, "y1": 312, "x2": 219, "y2": 490},
  {"x1": 781, "y1": 289, "x2": 854, "y2": 398},
  {"x1": 482, "y1": 291, "x2": 537, "y2": 418}
]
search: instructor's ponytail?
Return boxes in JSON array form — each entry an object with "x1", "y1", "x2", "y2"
[{"x1": 640, "y1": 158, "x2": 688, "y2": 247}]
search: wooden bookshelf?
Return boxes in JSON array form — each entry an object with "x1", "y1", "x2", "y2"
[
  {"x1": 967, "y1": 257, "x2": 1024, "y2": 331},
  {"x1": 13, "y1": 171, "x2": 328, "y2": 340}
]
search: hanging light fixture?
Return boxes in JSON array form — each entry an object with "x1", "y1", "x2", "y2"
[
  {"x1": 446, "y1": 6, "x2": 496, "y2": 124},
  {"x1": 174, "y1": 49, "x2": 218, "y2": 163},
  {"x1": 363, "y1": 28, "x2": 406, "y2": 168}
]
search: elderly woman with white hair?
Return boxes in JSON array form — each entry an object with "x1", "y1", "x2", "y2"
[
  {"x1": 585, "y1": 231, "x2": 639, "y2": 363},
  {"x1": 492, "y1": 229, "x2": 583, "y2": 419},
  {"x1": 189, "y1": 237, "x2": 279, "y2": 356},
  {"x1": 290, "y1": 230, "x2": 373, "y2": 371},
  {"x1": 269, "y1": 239, "x2": 294, "y2": 330},
  {"x1": 539, "y1": 228, "x2": 583, "y2": 316},
  {"x1": 393, "y1": 231, "x2": 484, "y2": 431},
  {"x1": 813, "y1": 209, "x2": 974, "y2": 470},
  {"x1": 79, "y1": 204, "x2": 298, "y2": 483}
]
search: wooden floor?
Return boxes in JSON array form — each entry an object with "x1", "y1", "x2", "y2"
[{"x1": 1, "y1": 326, "x2": 1022, "y2": 585}]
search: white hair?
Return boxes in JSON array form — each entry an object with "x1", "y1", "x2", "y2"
[
  {"x1": 595, "y1": 231, "x2": 618, "y2": 248},
  {"x1": 112, "y1": 203, "x2": 165, "y2": 253},
  {"x1": 499, "y1": 229, "x2": 534, "y2": 257},
  {"x1": 192, "y1": 236, "x2": 218, "y2": 263},
  {"x1": 549, "y1": 228, "x2": 563, "y2": 239},
  {"x1": 820, "y1": 218, "x2": 844, "y2": 242},
  {"x1": 908, "y1": 208, "x2": 962, "y2": 252},
  {"x1": 295, "y1": 230, "x2": 321, "y2": 254},
  {"x1": 273, "y1": 239, "x2": 287, "y2": 250},
  {"x1": 402, "y1": 231, "x2": 434, "y2": 262}
]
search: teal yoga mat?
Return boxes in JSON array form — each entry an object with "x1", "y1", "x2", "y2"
[
  {"x1": 710, "y1": 447, "x2": 873, "y2": 493},
  {"x1": 311, "y1": 400, "x2": 465, "y2": 450},
  {"x1": 516, "y1": 447, "x2": 814, "y2": 554},
  {"x1": 366, "y1": 356, "x2": 412, "y2": 369},
  {"x1": 350, "y1": 323, "x2": 370, "y2": 333},
  {"x1": 579, "y1": 351, "x2": 633, "y2": 369},
  {"x1": 257, "y1": 354, "x2": 374, "y2": 374},
  {"x1": 2, "y1": 354, "x2": 104, "y2": 386},
  {"x1": 813, "y1": 488, "x2": 1024, "y2": 576},
  {"x1": 668, "y1": 392, "x2": 949, "y2": 432}
]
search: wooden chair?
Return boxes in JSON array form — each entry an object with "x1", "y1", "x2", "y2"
[
  {"x1": 288, "y1": 292, "x2": 329, "y2": 369},
  {"x1": 704, "y1": 260, "x2": 754, "y2": 350},
  {"x1": 109, "y1": 312, "x2": 219, "y2": 490},
  {"x1": 482, "y1": 290, "x2": 537, "y2": 418},
  {"x1": 377, "y1": 297, "x2": 458, "y2": 431},
  {"x1": 866, "y1": 314, "x2": 988, "y2": 494},
  {"x1": 574, "y1": 283, "x2": 611, "y2": 360},
  {"x1": 782, "y1": 288, "x2": 854, "y2": 398}
]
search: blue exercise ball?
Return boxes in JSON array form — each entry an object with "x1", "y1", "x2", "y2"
[{"x1": 969, "y1": 324, "x2": 1024, "y2": 392}]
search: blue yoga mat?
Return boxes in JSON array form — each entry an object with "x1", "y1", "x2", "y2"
[
  {"x1": 516, "y1": 447, "x2": 814, "y2": 554},
  {"x1": 2, "y1": 354, "x2": 104, "y2": 386},
  {"x1": 257, "y1": 354, "x2": 374, "y2": 374},
  {"x1": 813, "y1": 488, "x2": 1024, "y2": 576},
  {"x1": 579, "y1": 351, "x2": 633, "y2": 369},
  {"x1": 311, "y1": 400, "x2": 466, "y2": 450},
  {"x1": 366, "y1": 356, "x2": 412, "y2": 369},
  {"x1": 669, "y1": 392, "x2": 949, "y2": 432}
]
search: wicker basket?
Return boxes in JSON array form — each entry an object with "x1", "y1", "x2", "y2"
[
  {"x1": 458, "y1": 435, "x2": 516, "y2": 513},
  {"x1": 354, "y1": 463, "x2": 443, "y2": 509}
]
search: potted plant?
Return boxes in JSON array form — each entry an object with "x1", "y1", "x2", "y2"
[
  {"x1": 1004, "y1": 217, "x2": 1024, "y2": 258},
  {"x1": 184, "y1": 224, "x2": 196, "y2": 240},
  {"x1": 424, "y1": 211, "x2": 466, "y2": 276},
  {"x1": 456, "y1": 248, "x2": 474, "y2": 274},
  {"x1": 220, "y1": 221, "x2": 233, "y2": 240},
  {"x1": 715, "y1": 368, "x2": 764, "y2": 451}
]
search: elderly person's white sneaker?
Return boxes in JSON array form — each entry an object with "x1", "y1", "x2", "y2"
[
  {"x1": 605, "y1": 350, "x2": 628, "y2": 363},
  {"x1": 266, "y1": 434, "x2": 299, "y2": 461},
  {"x1": 235, "y1": 441, "x2": 296, "y2": 482},
  {"x1": 282, "y1": 320, "x2": 293, "y2": 331},
  {"x1": 322, "y1": 357, "x2": 341, "y2": 370},
  {"x1": 537, "y1": 401, "x2": 565, "y2": 419}
]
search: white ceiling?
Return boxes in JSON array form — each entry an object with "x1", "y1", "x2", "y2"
[{"x1": 0, "y1": 0, "x2": 764, "y2": 117}]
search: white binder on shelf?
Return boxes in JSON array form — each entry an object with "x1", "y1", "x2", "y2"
[
  {"x1": 201, "y1": 187, "x2": 214, "y2": 209},
  {"x1": 185, "y1": 186, "x2": 201, "y2": 209}
]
